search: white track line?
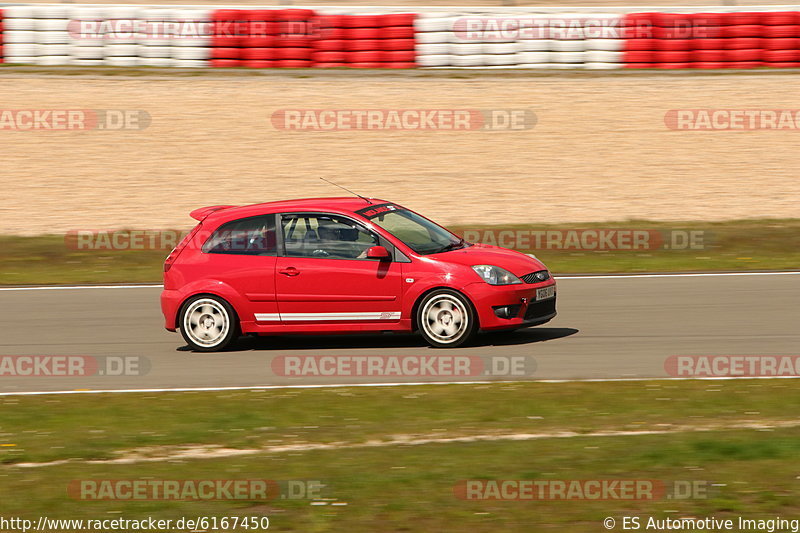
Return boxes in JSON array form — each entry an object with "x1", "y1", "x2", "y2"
[
  {"x1": 1, "y1": 271, "x2": 798, "y2": 291},
  {"x1": 2, "y1": 376, "x2": 799, "y2": 397},
  {"x1": 0, "y1": 284, "x2": 162, "y2": 291}
]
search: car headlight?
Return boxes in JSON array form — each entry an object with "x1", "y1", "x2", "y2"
[{"x1": 471, "y1": 265, "x2": 523, "y2": 285}]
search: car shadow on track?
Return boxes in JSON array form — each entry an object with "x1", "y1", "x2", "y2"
[{"x1": 178, "y1": 327, "x2": 579, "y2": 352}]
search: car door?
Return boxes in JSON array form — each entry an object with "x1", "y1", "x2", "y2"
[
  {"x1": 274, "y1": 213, "x2": 403, "y2": 324},
  {"x1": 200, "y1": 214, "x2": 279, "y2": 323}
]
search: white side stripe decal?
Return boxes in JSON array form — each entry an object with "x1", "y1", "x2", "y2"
[
  {"x1": 253, "y1": 313, "x2": 281, "y2": 321},
  {"x1": 255, "y1": 312, "x2": 401, "y2": 322}
]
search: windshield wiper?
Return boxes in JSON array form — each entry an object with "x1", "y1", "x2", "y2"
[{"x1": 434, "y1": 237, "x2": 467, "y2": 254}]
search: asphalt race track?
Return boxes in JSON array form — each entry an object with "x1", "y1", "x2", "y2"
[{"x1": 1, "y1": 273, "x2": 797, "y2": 394}]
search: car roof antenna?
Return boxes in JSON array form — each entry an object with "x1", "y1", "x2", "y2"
[{"x1": 320, "y1": 177, "x2": 373, "y2": 204}]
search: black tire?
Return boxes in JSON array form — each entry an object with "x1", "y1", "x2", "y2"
[
  {"x1": 416, "y1": 289, "x2": 478, "y2": 348},
  {"x1": 179, "y1": 295, "x2": 240, "y2": 352}
]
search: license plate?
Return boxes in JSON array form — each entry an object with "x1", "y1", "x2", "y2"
[{"x1": 536, "y1": 285, "x2": 555, "y2": 301}]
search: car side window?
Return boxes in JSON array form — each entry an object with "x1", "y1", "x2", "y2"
[
  {"x1": 282, "y1": 214, "x2": 379, "y2": 259},
  {"x1": 202, "y1": 215, "x2": 277, "y2": 256}
]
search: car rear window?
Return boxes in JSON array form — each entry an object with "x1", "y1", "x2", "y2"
[{"x1": 202, "y1": 215, "x2": 277, "y2": 256}]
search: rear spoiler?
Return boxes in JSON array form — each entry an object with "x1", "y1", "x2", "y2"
[{"x1": 189, "y1": 205, "x2": 238, "y2": 221}]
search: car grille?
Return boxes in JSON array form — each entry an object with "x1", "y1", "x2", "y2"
[
  {"x1": 521, "y1": 270, "x2": 551, "y2": 284},
  {"x1": 524, "y1": 298, "x2": 557, "y2": 321}
]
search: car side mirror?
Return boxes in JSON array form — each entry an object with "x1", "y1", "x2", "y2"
[{"x1": 366, "y1": 245, "x2": 391, "y2": 260}]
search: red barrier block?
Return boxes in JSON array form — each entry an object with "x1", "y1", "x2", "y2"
[
  {"x1": 313, "y1": 39, "x2": 346, "y2": 50},
  {"x1": 346, "y1": 27, "x2": 381, "y2": 39},
  {"x1": 762, "y1": 25, "x2": 799, "y2": 38},
  {"x1": 692, "y1": 49, "x2": 724, "y2": 61},
  {"x1": 656, "y1": 39, "x2": 693, "y2": 51},
  {"x1": 384, "y1": 61, "x2": 417, "y2": 68},
  {"x1": 624, "y1": 38, "x2": 657, "y2": 51},
  {"x1": 244, "y1": 60, "x2": 276, "y2": 68},
  {"x1": 691, "y1": 26, "x2": 724, "y2": 39},
  {"x1": 312, "y1": 50, "x2": 346, "y2": 62},
  {"x1": 761, "y1": 12, "x2": 799, "y2": 26},
  {"x1": 347, "y1": 50, "x2": 382, "y2": 62},
  {"x1": 211, "y1": 47, "x2": 241, "y2": 59},
  {"x1": 242, "y1": 47, "x2": 275, "y2": 60},
  {"x1": 275, "y1": 59, "x2": 313, "y2": 67},
  {"x1": 763, "y1": 48, "x2": 800, "y2": 61},
  {"x1": 382, "y1": 50, "x2": 415, "y2": 62},
  {"x1": 316, "y1": 15, "x2": 346, "y2": 28},
  {"x1": 724, "y1": 48, "x2": 762, "y2": 61},
  {"x1": 210, "y1": 59, "x2": 243, "y2": 67},
  {"x1": 275, "y1": 9, "x2": 315, "y2": 21},
  {"x1": 377, "y1": 13, "x2": 415, "y2": 26},
  {"x1": 381, "y1": 38, "x2": 415, "y2": 51},
  {"x1": 691, "y1": 13, "x2": 726, "y2": 27},
  {"x1": 341, "y1": 15, "x2": 379, "y2": 28},
  {"x1": 724, "y1": 60, "x2": 763, "y2": 68},
  {"x1": 763, "y1": 37, "x2": 800, "y2": 49},
  {"x1": 381, "y1": 26, "x2": 415, "y2": 39},
  {"x1": 655, "y1": 50, "x2": 692, "y2": 62},
  {"x1": 725, "y1": 37, "x2": 762, "y2": 49},
  {"x1": 725, "y1": 12, "x2": 762, "y2": 25},
  {"x1": 275, "y1": 47, "x2": 312, "y2": 60},
  {"x1": 693, "y1": 61, "x2": 726, "y2": 69},
  {"x1": 246, "y1": 35, "x2": 275, "y2": 48},
  {"x1": 346, "y1": 39, "x2": 381, "y2": 51},
  {"x1": 723, "y1": 25, "x2": 763, "y2": 38},
  {"x1": 764, "y1": 61, "x2": 800, "y2": 67},
  {"x1": 655, "y1": 62, "x2": 692, "y2": 68},
  {"x1": 278, "y1": 35, "x2": 313, "y2": 47},
  {"x1": 693, "y1": 38, "x2": 726, "y2": 49},
  {"x1": 623, "y1": 50, "x2": 655, "y2": 62}
]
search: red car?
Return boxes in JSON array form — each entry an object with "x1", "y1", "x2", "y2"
[{"x1": 161, "y1": 198, "x2": 556, "y2": 351}]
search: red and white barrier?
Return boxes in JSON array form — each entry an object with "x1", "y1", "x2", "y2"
[
  {"x1": 622, "y1": 11, "x2": 800, "y2": 68},
  {"x1": 0, "y1": 5, "x2": 799, "y2": 69}
]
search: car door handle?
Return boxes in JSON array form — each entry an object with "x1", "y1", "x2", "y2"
[{"x1": 279, "y1": 267, "x2": 300, "y2": 276}]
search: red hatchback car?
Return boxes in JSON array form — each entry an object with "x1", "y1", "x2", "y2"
[{"x1": 161, "y1": 198, "x2": 556, "y2": 351}]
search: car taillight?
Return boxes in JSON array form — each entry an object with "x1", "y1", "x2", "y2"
[
  {"x1": 164, "y1": 251, "x2": 177, "y2": 272},
  {"x1": 164, "y1": 225, "x2": 201, "y2": 273}
]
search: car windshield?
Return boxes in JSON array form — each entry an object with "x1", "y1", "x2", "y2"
[{"x1": 359, "y1": 205, "x2": 468, "y2": 255}]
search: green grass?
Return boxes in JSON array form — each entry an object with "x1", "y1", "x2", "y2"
[
  {"x1": 452, "y1": 218, "x2": 800, "y2": 274},
  {"x1": 0, "y1": 380, "x2": 797, "y2": 465},
  {"x1": 1, "y1": 219, "x2": 799, "y2": 285},
  {"x1": 1, "y1": 380, "x2": 799, "y2": 530}
]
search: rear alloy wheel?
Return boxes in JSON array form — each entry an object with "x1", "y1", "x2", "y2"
[
  {"x1": 417, "y1": 289, "x2": 478, "y2": 348},
  {"x1": 180, "y1": 296, "x2": 239, "y2": 352}
]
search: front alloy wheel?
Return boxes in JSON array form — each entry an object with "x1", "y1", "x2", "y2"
[
  {"x1": 417, "y1": 289, "x2": 478, "y2": 348},
  {"x1": 180, "y1": 295, "x2": 239, "y2": 352}
]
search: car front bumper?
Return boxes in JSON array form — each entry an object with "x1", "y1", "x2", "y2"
[{"x1": 463, "y1": 280, "x2": 557, "y2": 331}]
